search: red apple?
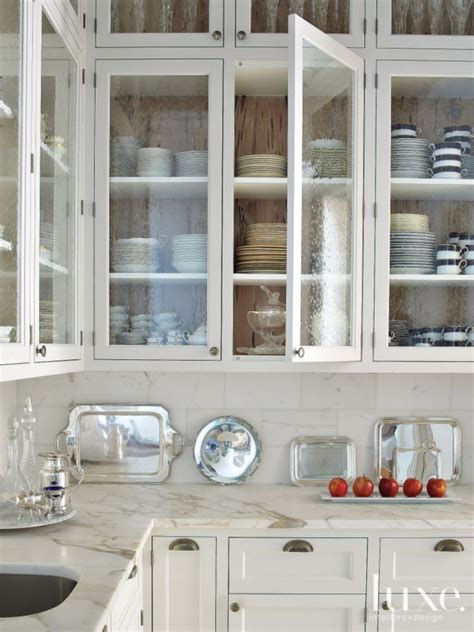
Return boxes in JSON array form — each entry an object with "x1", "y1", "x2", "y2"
[
  {"x1": 352, "y1": 475, "x2": 374, "y2": 497},
  {"x1": 427, "y1": 478, "x2": 447, "y2": 498},
  {"x1": 403, "y1": 478, "x2": 423, "y2": 497},
  {"x1": 328, "y1": 477, "x2": 348, "y2": 497},
  {"x1": 378, "y1": 476, "x2": 399, "y2": 498}
]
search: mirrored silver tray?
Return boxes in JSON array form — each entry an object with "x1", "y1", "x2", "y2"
[
  {"x1": 290, "y1": 436, "x2": 356, "y2": 486},
  {"x1": 375, "y1": 417, "x2": 461, "y2": 484},
  {"x1": 193, "y1": 416, "x2": 262, "y2": 485},
  {"x1": 57, "y1": 405, "x2": 184, "y2": 483},
  {"x1": 320, "y1": 491, "x2": 456, "y2": 504},
  {"x1": 0, "y1": 504, "x2": 76, "y2": 530}
]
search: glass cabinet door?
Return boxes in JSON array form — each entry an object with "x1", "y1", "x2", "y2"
[
  {"x1": 36, "y1": 9, "x2": 81, "y2": 362},
  {"x1": 96, "y1": 0, "x2": 224, "y2": 47},
  {"x1": 0, "y1": 0, "x2": 31, "y2": 366},
  {"x1": 374, "y1": 61, "x2": 474, "y2": 362},
  {"x1": 287, "y1": 15, "x2": 364, "y2": 362},
  {"x1": 236, "y1": 0, "x2": 365, "y2": 47},
  {"x1": 94, "y1": 59, "x2": 222, "y2": 360},
  {"x1": 377, "y1": 0, "x2": 473, "y2": 48}
]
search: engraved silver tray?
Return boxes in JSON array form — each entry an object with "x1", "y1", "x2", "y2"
[
  {"x1": 290, "y1": 436, "x2": 356, "y2": 486},
  {"x1": 56, "y1": 405, "x2": 184, "y2": 483},
  {"x1": 0, "y1": 504, "x2": 76, "y2": 530},
  {"x1": 375, "y1": 417, "x2": 461, "y2": 484}
]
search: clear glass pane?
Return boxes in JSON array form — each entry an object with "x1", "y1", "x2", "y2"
[
  {"x1": 389, "y1": 75, "x2": 474, "y2": 348},
  {"x1": 0, "y1": 0, "x2": 21, "y2": 345},
  {"x1": 39, "y1": 12, "x2": 77, "y2": 345},
  {"x1": 251, "y1": 0, "x2": 350, "y2": 34},
  {"x1": 109, "y1": 75, "x2": 209, "y2": 347},
  {"x1": 69, "y1": 0, "x2": 79, "y2": 15},
  {"x1": 110, "y1": 0, "x2": 209, "y2": 33},
  {"x1": 391, "y1": 0, "x2": 473, "y2": 36},
  {"x1": 300, "y1": 42, "x2": 354, "y2": 348}
]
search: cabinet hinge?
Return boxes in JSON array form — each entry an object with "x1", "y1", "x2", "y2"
[
  {"x1": 80, "y1": 200, "x2": 84, "y2": 216},
  {"x1": 375, "y1": 73, "x2": 378, "y2": 89},
  {"x1": 29, "y1": 324, "x2": 33, "y2": 345},
  {"x1": 94, "y1": 17, "x2": 97, "y2": 34},
  {"x1": 150, "y1": 550, "x2": 154, "y2": 566},
  {"x1": 80, "y1": 330, "x2": 83, "y2": 346},
  {"x1": 362, "y1": 203, "x2": 365, "y2": 219},
  {"x1": 140, "y1": 610, "x2": 144, "y2": 626},
  {"x1": 92, "y1": 201, "x2": 96, "y2": 217},
  {"x1": 373, "y1": 201, "x2": 377, "y2": 219},
  {"x1": 30, "y1": 153, "x2": 34, "y2": 174},
  {"x1": 364, "y1": 606, "x2": 367, "y2": 624},
  {"x1": 375, "y1": 17, "x2": 378, "y2": 35},
  {"x1": 82, "y1": 68, "x2": 85, "y2": 85},
  {"x1": 82, "y1": 13, "x2": 86, "y2": 29},
  {"x1": 93, "y1": 72, "x2": 97, "y2": 88},
  {"x1": 363, "y1": 73, "x2": 366, "y2": 89},
  {"x1": 361, "y1": 330, "x2": 363, "y2": 348},
  {"x1": 363, "y1": 18, "x2": 367, "y2": 35},
  {"x1": 372, "y1": 332, "x2": 375, "y2": 347},
  {"x1": 92, "y1": 331, "x2": 95, "y2": 346}
]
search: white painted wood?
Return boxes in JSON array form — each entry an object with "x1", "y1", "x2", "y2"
[
  {"x1": 111, "y1": 559, "x2": 141, "y2": 629},
  {"x1": 376, "y1": 0, "x2": 473, "y2": 50},
  {"x1": 391, "y1": 178, "x2": 474, "y2": 202},
  {"x1": 235, "y1": 0, "x2": 366, "y2": 48},
  {"x1": 234, "y1": 177, "x2": 287, "y2": 200},
  {"x1": 228, "y1": 594, "x2": 367, "y2": 632},
  {"x1": 110, "y1": 176, "x2": 208, "y2": 200},
  {"x1": 390, "y1": 275, "x2": 474, "y2": 288},
  {"x1": 377, "y1": 593, "x2": 474, "y2": 631},
  {"x1": 229, "y1": 537, "x2": 367, "y2": 594},
  {"x1": 233, "y1": 273, "x2": 287, "y2": 286},
  {"x1": 152, "y1": 536, "x2": 216, "y2": 632},
  {"x1": 379, "y1": 538, "x2": 474, "y2": 594},
  {"x1": 287, "y1": 14, "x2": 364, "y2": 363},
  {"x1": 95, "y1": 0, "x2": 224, "y2": 48},
  {"x1": 114, "y1": 590, "x2": 142, "y2": 632},
  {"x1": 109, "y1": 272, "x2": 208, "y2": 285}
]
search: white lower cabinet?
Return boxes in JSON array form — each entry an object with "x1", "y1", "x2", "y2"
[
  {"x1": 111, "y1": 557, "x2": 143, "y2": 632},
  {"x1": 228, "y1": 594, "x2": 366, "y2": 632},
  {"x1": 151, "y1": 536, "x2": 216, "y2": 632},
  {"x1": 115, "y1": 590, "x2": 143, "y2": 632}
]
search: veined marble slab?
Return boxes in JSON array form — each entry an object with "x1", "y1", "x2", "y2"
[{"x1": 0, "y1": 483, "x2": 472, "y2": 631}]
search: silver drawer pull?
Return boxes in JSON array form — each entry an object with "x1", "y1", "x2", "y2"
[
  {"x1": 128, "y1": 564, "x2": 138, "y2": 579},
  {"x1": 435, "y1": 539, "x2": 464, "y2": 552},
  {"x1": 283, "y1": 539, "x2": 313, "y2": 553},
  {"x1": 169, "y1": 538, "x2": 199, "y2": 552}
]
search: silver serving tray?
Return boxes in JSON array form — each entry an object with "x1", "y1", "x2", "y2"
[
  {"x1": 375, "y1": 417, "x2": 461, "y2": 484},
  {"x1": 290, "y1": 436, "x2": 356, "y2": 486},
  {"x1": 0, "y1": 505, "x2": 76, "y2": 530},
  {"x1": 57, "y1": 405, "x2": 183, "y2": 483}
]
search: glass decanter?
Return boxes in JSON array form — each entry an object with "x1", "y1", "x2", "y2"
[
  {"x1": 0, "y1": 416, "x2": 28, "y2": 504},
  {"x1": 19, "y1": 397, "x2": 40, "y2": 492}
]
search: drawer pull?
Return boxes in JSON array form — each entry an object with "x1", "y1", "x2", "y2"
[
  {"x1": 230, "y1": 602, "x2": 240, "y2": 612},
  {"x1": 435, "y1": 539, "x2": 464, "y2": 552},
  {"x1": 169, "y1": 538, "x2": 199, "y2": 552},
  {"x1": 128, "y1": 564, "x2": 138, "y2": 579},
  {"x1": 283, "y1": 539, "x2": 314, "y2": 553}
]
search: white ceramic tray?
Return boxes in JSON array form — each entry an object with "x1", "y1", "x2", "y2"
[
  {"x1": 320, "y1": 491, "x2": 456, "y2": 504},
  {"x1": 0, "y1": 504, "x2": 76, "y2": 530}
]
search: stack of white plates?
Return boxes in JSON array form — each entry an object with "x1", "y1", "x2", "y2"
[
  {"x1": 391, "y1": 213, "x2": 429, "y2": 233},
  {"x1": 110, "y1": 136, "x2": 143, "y2": 176},
  {"x1": 39, "y1": 300, "x2": 61, "y2": 344},
  {"x1": 235, "y1": 245, "x2": 286, "y2": 273},
  {"x1": 236, "y1": 154, "x2": 287, "y2": 178},
  {"x1": 130, "y1": 314, "x2": 154, "y2": 338},
  {"x1": 137, "y1": 148, "x2": 173, "y2": 177},
  {"x1": 117, "y1": 331, "x2": 146, "y2": 345},
  {"x1": 175, "y1": 151, "x2": 208, "y2": 177},
  {"x1": 391, "y1": 138, "x2": 432, "y2": 178},
  {"x1": 308, "y1": 147, "x2": 349, "y2": 178},
  {"x1": 462, "y1": 154, "x2": 474, "y2": 179},
  {"x1": 109, "y1": 305, "x2": 129, "y2": 344},
  {"x1": 171, "y1": 234, "x2": 207, "y2": 273},
  {"x1": 246, "y1": 223, "x2": 287, "y2": 246},
  {"x1": 390, "y1": 231, "x2": 437, "y2": 274},
  {"x1": 111, "y1": 238, "x2": 161, "y2": 273},
  {"x1": 389, "y1": 319, "x2": 410, "y2": 346}
]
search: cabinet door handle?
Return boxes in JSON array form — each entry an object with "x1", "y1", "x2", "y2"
[
  {"x1": 212, "y1": 30, "x2": 222, "y2": 40},
  {"x1": 283, "y1": 539, "x2": 313, "y2": 553},
  {"x1": 236, "y1": 30, "x2": 247, "y2": 40},
  {"x1": 101, "y1": 626, "x2": 108, "y2": 632},
  {"x1": 434, "y1": 539, "x2": 464, "y2": 552},
  {"x1": 230, "y1": 602, "x2": 240, "y2": 612},
  {"x1": 209, "y1": 346, "x2": 219, "y2": 356},
  {"x1": 128, "y1": 564, "x2": 138, "y2": 579},
  {"x1": 381, "y1": 600, "x2": 392, "y2": 611},
  {"x1": 169, "y1": 538, "x2": 199, "y2": 551},
  {"x1": 36, "y1": 344, "x2": 47, "y2": 357}
]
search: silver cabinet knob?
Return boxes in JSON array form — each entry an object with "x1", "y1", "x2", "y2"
[
  {"x1": 283, "y1": 539, "x2": 313, "y2": 553},
  {"x1": 381, "y1": 600, "x2": 392, "y2": 611},
  {"x1": 169, "y1": 538, "x2": 199, "y2": 551},
  {"x1": 36, "y1": 344, "x2": 47, "y2": 357},
  {"x1": 230, "y1": 602, "x2": 240, "y2": 612},
  {"x1": 236, "y1": 30, "x2": 247, "y2": 40},
  {"x1": 209, "y1": 346, "x2": 219, "y2": 356},
  {"x1": 296, "y1": 347, "x2": 305, "y2": 358},
  {"x1": 435, "y1": 539, "x2": 464, "y2": 552},
  {"x1": 212, "y1": 30, "x2": 222, "y2": 40}
]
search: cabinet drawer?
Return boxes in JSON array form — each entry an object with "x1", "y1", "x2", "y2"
[
  {"x1": 380, "y1": 538, "x2": 474, "y2": 593},
  {"x1": 112, "y1": 557, "x2": 141, "y2": 626},
  {"x1": 229, "y1": 538, "x2": 367, "y2": 594}
]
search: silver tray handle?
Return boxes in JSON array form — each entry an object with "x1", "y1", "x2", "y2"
[
  {"x1": 172, "y1": 432, "x2": 184, "y2": 457},
  {"x1": 56, "y1": 430, "x2": 76, "y2": 457}
]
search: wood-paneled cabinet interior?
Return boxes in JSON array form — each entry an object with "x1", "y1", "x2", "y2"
[{"x1": 377, "y1": 0, "x2": 474, "y2": 49}]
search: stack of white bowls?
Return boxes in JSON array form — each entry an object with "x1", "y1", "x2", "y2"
[
  {"x1": 171, "y1": 234, "x2": 207, "y2": 273},
  {"x1": 175, "y1": 151, "x2": 208, "y2": 176},
  {"x1": 110, "y1": 136, "x2": 143, "y2": 176},
  {"x1": 109, "y1": 306, "x2": 129, "y2": 344},
  {"x1": 137, "y1": 148, "x2": 173, "y2": 176}
]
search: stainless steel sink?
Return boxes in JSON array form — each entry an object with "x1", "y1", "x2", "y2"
[{"x1": 0, "y1": 569, "x2": 77, "y2": 617}]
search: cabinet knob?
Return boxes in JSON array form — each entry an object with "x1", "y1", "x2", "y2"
[
  {"x1": 212, "y1": 30, "x2": 222, "y2": 40},
  {"x1": 296, "y1": 347, "x2": 305, "y2": 358},
  {"x1": 434, "y1": 539, "x2": 464, "y2": 552},
  {"x1": 381, "y1": 600, "x2": 392, "y2": 611},
  {"x1": 209, "y1": 346, "x2": 219, "y2": 356},
  {"x1": 283, "y1": 539, "x2": 313, "y2": 553},
  {"x1": 128, "y1": 564, "x2": 138, "y2": 579},
  {"x1": 36, "y1": 344, "x2": 47, "y2": 357},
  {"x1": 236, "y1": 30, "x2": 247, "y2": 40},
  {"x1": 169, "y1": 538, "x2": 199, "y2": 551},
  {"x1": 230, "y1": 602, "x2": 240, "y2": 612},
  {"x1": 101, "y1": 626, "x2": 108, "y2": 632}
]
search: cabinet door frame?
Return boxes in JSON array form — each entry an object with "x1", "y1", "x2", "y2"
[
  {"x1": 287, "y1": 14, "x2": 364, "y2": 363},
  {"x1": 94, "y1": 58, "x2": 223, "y2": 361},
  {"x1": 235, "y1": 0, "x2": 366, "y2": 48},
  {"x1": 95, "y1": 0, "x2": 224, "y2": 48},
  {"x1": 373, "y1": 60, "x2": 474, "y2": 363},
  {"x1": 0, "y1": 0, "x2": 34, "y2": 367},
  {"x1": 33, "y1": 0, "x2": 84, "y2": 363},
  {"x1": 376, "y1": 0, "x2": 473, "y2": 50}
]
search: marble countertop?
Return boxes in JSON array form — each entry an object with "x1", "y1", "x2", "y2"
[{"x1": 1, "y1": 483, "x2": 473, "y2": 631}]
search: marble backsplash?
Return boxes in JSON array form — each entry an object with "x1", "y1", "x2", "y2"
[{"x1": 1, "y1": 372, "x2": 473, "y2": 483}]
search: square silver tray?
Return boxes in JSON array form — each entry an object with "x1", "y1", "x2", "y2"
[{"x1": 290, "y1": 436, "x2": 356, "y2": 486}]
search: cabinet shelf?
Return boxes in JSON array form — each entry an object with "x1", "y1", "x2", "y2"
[
  {"x1": 234, "y1": 177, "x2": 351, "y2": 200},
  {"x1": 110, "y1": 177, "x2": 208, "y2": 199},
  {"x1": 110, "y1": 272, "x2": 207, "y2": 285},
  {"x1": 391, "y1": 178, "x2": 474, "y2": 201},
  {"x1": 390, "y1": 274, "x2": 474, "y2": 287},
  {"x1": 233, "y1": 273, "x2": 350, "y2": 286}
]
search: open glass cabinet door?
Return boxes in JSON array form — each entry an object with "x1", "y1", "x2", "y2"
[{"x1": 287, "y1": 14, "x2": 364, "y2": 363}]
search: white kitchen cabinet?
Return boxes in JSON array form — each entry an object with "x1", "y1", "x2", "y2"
[
  {"x1": 228, "y1": 594, "x2": 367, "y2": 632},
  {"x1": 373, "y1": 60, "x2": 474, "y2": 363},
  {"x1": 114, "y1": 589, "x2": 143, "y2": 632},
  {"x1": 376, "y1": 0, "x2": 473, "y2": 50},
  {"x1": 151, "y1": 536, "x2": 216, "y2": 632},
  {"x1": 95, "y1": 0, "x2": 224, "y2": 48},
  {"x1": 235, "y1": 0, "x2": 365, "y2": 48}
]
